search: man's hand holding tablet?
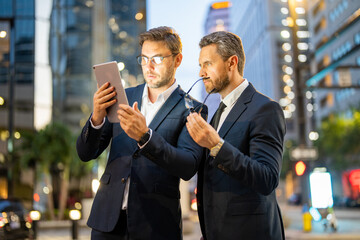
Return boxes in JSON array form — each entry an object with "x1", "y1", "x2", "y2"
[{"x1": 93, "y1": 61, "x2": 129, "y2": 123}]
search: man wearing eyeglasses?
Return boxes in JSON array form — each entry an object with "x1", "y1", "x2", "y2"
[
  {"x1": 77, "y1": 26, "x2": 207, "y2": 240},
  {"x1": 186, "y1": 31, "x2": 286, "y2": 240}
]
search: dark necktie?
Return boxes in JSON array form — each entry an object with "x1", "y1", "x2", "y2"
[{"x1": 210, "y1": 101, "x2": 226, "y2": 130}]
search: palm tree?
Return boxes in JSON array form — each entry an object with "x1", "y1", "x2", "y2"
[{"x1": 18, "y1": 122, "x2": 80, "y2": 220}]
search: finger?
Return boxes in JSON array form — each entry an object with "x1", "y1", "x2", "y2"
[
  {"x1": 186, "y1": 122, "x2": 196, "y2": 138},
  {"x1": 97, "y1": 85, "x2": 116, "y2": 98},
  {"x1": 118, "y1": 108, "x2": 130, "y2": 120},
  {"x1": 187, "y1": 113, "x2": 203, "y2": 130},
  {"x1": 98, "y1": 91, "x2": 116, "y2": 104},
  {"x1": 98, "y1": 82, "x2": 110, "y2": 90},
  {"x1": 186, "y1": 118, "x2": 202, "y2": 142},
  {"x1": 119, "y1": 104, "x2": 135, "y2": 115},
  {"x1": 192, "y1": 113, "x2": 207, "y2": 126},
  {"x1": 100, "y1": 99, "x2": 117, "y2": 109},
  {"x1": 118, "y1": 111, "x2": 129, "y2": 126},
  {"x1": 133, "y1": 102, "x2": 141, "y2": 113},
  {"x1": 193, "y1": 113, "x2": 214, "y2": 132}
]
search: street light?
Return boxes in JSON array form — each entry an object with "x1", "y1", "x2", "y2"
[
  {"x1": 69, "y1": 209, "x2": 81, "y2": 240},
  {"x1": 30, "y1": 210, "x2": 41, "y2": 239}
]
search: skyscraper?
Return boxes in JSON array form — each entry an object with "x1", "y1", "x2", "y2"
[
  {"x1": 0, "y1": 0, "x2": 38, "y2": 198},
  {"x1": 51, "y1": 0, "x2": 146, "y2": 130},
  {"x1": 0, "y1": 0, "x2": 146, "y2": 197},
  {"x1": 203, "y1": 1, "x2": 231, "y2": 119},
  {"x1": 306, "y1": 0, "x2": 360, "y2": 127},
  {"x1": 230, "y1": 0, "x2": 310, "y2": 142}
]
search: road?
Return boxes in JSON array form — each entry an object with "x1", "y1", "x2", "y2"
[{"x1": 36, "y1": 205, "x2": 360, "y2": 239}]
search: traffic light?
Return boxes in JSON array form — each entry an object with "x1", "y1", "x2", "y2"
[{"x1": 295, "y1": 161, "x2": 306, "y2": 176}]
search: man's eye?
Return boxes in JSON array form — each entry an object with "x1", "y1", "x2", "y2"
[{"x1": 153, "y1": 57, "x2": 163, "y2": 64}]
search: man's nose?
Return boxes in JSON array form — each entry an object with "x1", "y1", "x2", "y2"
[
  {"x1": 199, "y1": 68, "x2": 207, "y2": 78},
  {"x1": 144, "y1": 60, "x2": 155, "y2": 69}
]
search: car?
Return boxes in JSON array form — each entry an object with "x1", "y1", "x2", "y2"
[{"x1": 0, "y1": 198, "x2": 34, "y2": 240}]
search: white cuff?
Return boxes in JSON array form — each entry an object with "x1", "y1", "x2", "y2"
[{"x1": 90, "y1": 114, "x2": 105, "y2": 129}]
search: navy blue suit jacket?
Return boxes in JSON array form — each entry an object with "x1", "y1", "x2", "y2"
[
  {"x1": 77, "y1": 84, "x2": 207, "y2": 240},
  {"x1": 197, "y1": 83, "x2": 286, "y2": 240}
]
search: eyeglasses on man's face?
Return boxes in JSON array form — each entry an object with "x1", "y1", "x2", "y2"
[{"x1": 136, "y1": 54, "x2": 176, "y2": 66}]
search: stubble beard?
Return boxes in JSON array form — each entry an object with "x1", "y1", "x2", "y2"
[
  {"x1": 206, "y1": 74, "x2": 230, "y2": 94},
  {"x1": 145, "y1": 65, "x2": 175, "y2": 89}
]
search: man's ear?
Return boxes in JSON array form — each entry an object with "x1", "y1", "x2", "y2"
[
  {"x1": 174, "y1": 53, "x2": 183, "y2": 68},
  {"x1": 228, "y1": 55, "x2": 238, "y2": 71}
]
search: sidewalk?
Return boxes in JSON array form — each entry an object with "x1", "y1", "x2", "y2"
[
  {"x1": 36, "y1": 207, "x2": 360, "y2": 240},
  {"x1": 286, "y1": 229, "x2": 360, "y2": 240},
  {"x1": 282, "y1": 204, "x2": 360, "y2": 240}
]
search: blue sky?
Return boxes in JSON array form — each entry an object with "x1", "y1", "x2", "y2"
[{"x1": 147, "y1": 0, "x2": 215, "y2": 100}]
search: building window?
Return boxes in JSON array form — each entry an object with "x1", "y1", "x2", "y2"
[
  {"x1": 314, "y1": 17, "x2": 326, "y2": 34},
  {"x1": 332, "y1": 41, "x2": 352, "y2": 61},
  {"x1": 354, "y1": 32, "x2": 360, "y2": 46},
  {"x1": 329, "y1": 0, "x2": 349, "y2": 22},
  {"x1": 312, "y1": 0, "x2": 325, "y2": 17},
  {"x1": 356, "y1": 56, "x2": 360, "y2": 66}
]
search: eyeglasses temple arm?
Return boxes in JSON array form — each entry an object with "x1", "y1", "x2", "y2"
[
  {"x1": 186, "y1": 78, "x2": 204, "y2": 95},
  {"x1": 198, "y1": 88, "x2": 216, "y2": 113}
]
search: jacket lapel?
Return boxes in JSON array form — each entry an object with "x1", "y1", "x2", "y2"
[
  {"x1": 218, "y1": 83, "x2": 256, "y2": 138},
  {"x1": 127, "y1": 84, "x2": 145, "y2": 109},
  {"x1": 148, "y1": 86, "x2": 184, "y2": 130}
]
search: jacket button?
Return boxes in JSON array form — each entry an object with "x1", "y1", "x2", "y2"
[
  {"x1": 121, "y1": 178, "x2": 126, "y2": 183},
  {"x1": 133, "y1": 152, "x2": 139, "y2": 158}
]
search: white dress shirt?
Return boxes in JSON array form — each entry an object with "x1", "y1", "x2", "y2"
[{"x1": 216, "y1": 79, "x2": 249, "y2": 132}]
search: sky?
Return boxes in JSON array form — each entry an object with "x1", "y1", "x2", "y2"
[{"x1": 147, "y1": 0, "x2": 215, "y2": 100}]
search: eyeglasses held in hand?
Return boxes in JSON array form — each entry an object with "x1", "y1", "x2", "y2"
[
  {"x1": 184, "y1": 78, "x2": 215, "y2": 114},
  {"x1": 136, "y1": 54, "x2": 176, "y2": 66}
]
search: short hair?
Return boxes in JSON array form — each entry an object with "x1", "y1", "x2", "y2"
[
  {"x1": 139, "y1": 26, "x2": 182, "y2": 54},
  {"x1": 199, "y1": 31, "x2": 245, "y2": 76}
]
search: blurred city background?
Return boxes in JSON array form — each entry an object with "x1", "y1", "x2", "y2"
[{"x1": 1, "y1": 0, "x2": 360, "y2": 239}]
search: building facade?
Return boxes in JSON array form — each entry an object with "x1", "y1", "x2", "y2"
[
  {"x1": 51, "y1": 0, "x2": 146, "y2": 130},
  {"x1": 230, "y1": 0, "x2": 310, "y2": 142},
  {"x1": 306, "y1": 0, "x2": 360, "y2": 127},
  {"x1": 0, "y1": 0, "x2": 37, "y2": 198},
  {"x1": 0, "y1": 0, "x2": 146, "y2": 198},
  {"x1": 202, "y1": 1, "x2": 231, "y2": 119}
]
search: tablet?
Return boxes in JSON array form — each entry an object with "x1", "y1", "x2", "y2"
[{"x1": 93, "y1": 61, "x2": 129, "y2": 123}]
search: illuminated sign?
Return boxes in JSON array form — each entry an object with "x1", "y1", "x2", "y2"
[
  {"x1": 310, "y1": 171, "x2": 334, "y2": 208},
  {"x1": 349, "y1": 169, "x2": 360, "y2": 191},
  {"x1": 211, "y1": 1, "x2": 231, "y2": 9}
]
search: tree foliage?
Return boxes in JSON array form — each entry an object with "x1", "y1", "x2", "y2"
[
  {"x1": 315, "y1": 111, "x2": 360, "y2": 170},
  {"x1": 18, "y1": 122, "x2": 93, "y2": 220}
]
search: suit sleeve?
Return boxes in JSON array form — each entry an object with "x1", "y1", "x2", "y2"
[
  {"x1": 76, "y1": 117, "x2": 113, "y2": 162},
  {"x1": 212, "y1": 101, "x2": 286, "y2": 195},
  {"x1": 139, "y1": 106, "x2": 208, "y2": 181}
]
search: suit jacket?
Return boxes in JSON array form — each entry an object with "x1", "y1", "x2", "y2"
[
  {"x1": 197, "y1": 83, "x2": 286, "y2": 240},
  {"x1": 77, "y1": 83, "x2": 207, "y2": 240}
]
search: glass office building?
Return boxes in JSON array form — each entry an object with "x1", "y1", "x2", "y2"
[
  {"x1": 51, "y1": 0, "x2": 146, "y2": 129},
  {"x1": 0, "y1": 0, "x2": 146, "y2": 198},
  {"x1": 230, "y1": 0, "x2": 311, "y2": 142},
  {"x1": 306, "y1": 0, "x2": 360, "y2": 127},
  {"x1": 0, "y1": 0, "x2": 37, "y2": 198},
  {"x1": 202, "y1": 1, "x2": 231, "y2": 119}
]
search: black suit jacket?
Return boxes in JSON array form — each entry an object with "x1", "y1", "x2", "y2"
[
  {"x1": 77, "y1": 84, "x2": 207, "y2": 240},
  {"x1": 197, "y1": 83, "x2": 286, "y2": 240}
]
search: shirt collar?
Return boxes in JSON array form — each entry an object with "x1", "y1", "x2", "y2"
[
  {"x1": 222, "y1": 78, "x2": 249, "y2": 108},
  {"x1": 142, "y1": 80, "x2": 178, "y2": 104}
]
